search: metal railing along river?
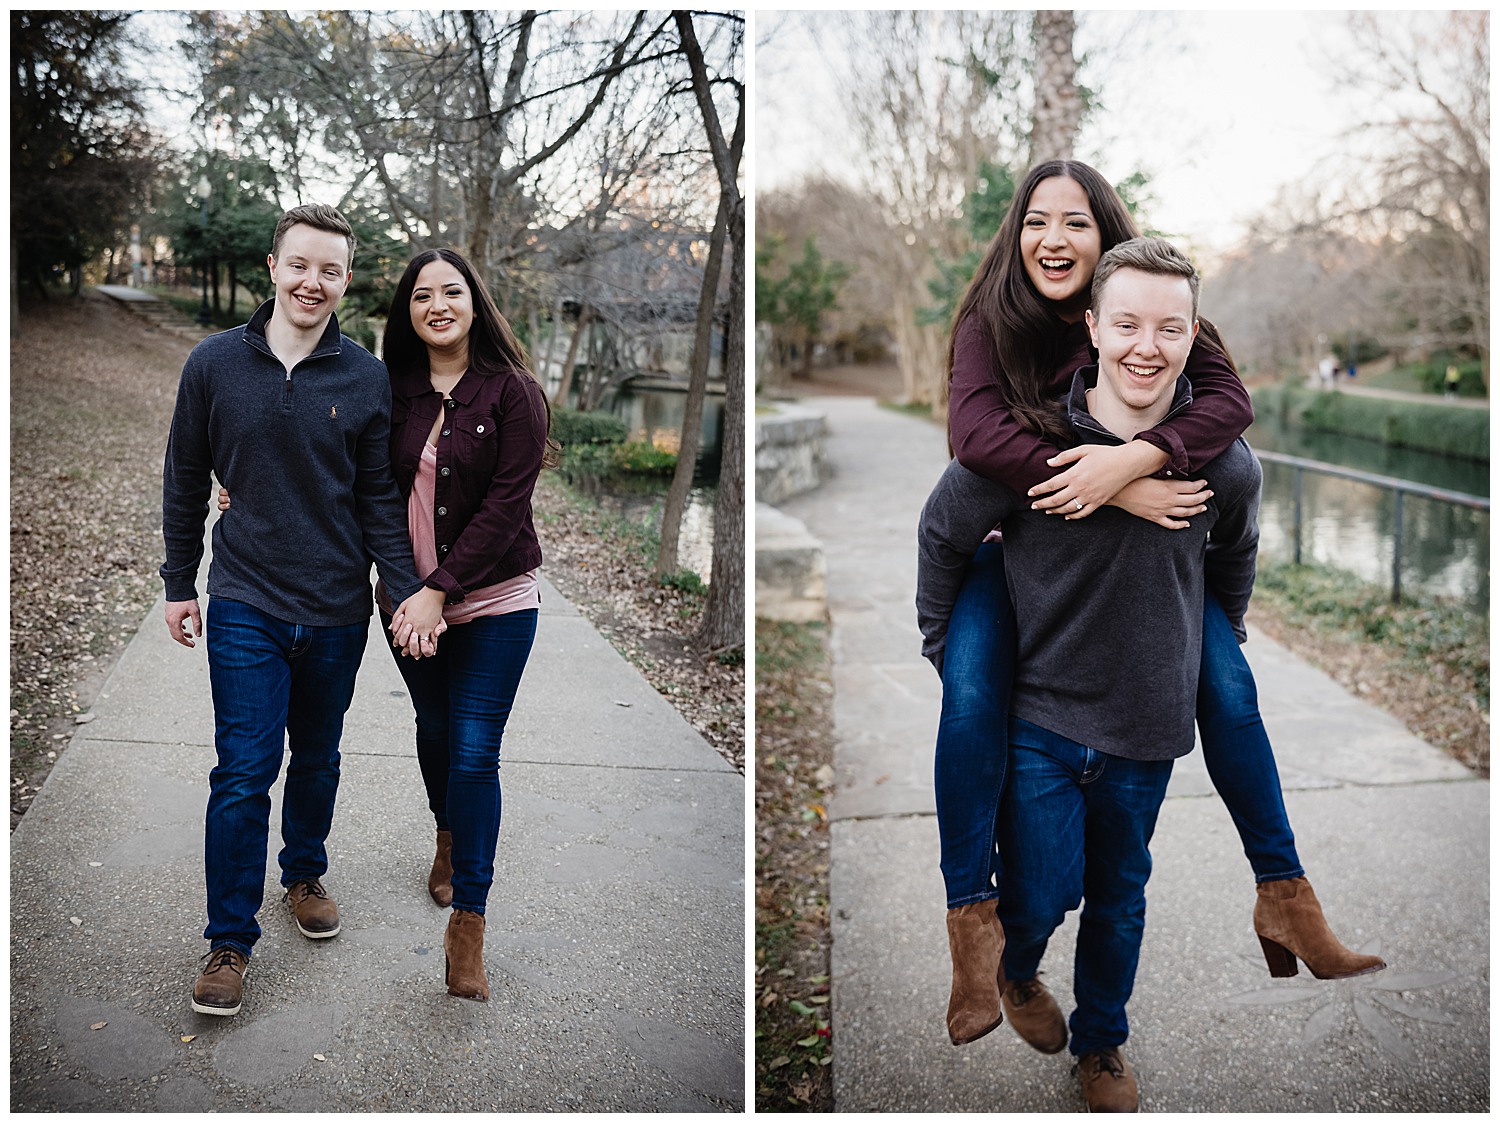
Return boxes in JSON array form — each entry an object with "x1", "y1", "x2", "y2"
[{"x1": 1252, "y1": 448, "x2": 1489, "y2": 605}]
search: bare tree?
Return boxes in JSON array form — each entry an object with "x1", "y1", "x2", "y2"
[
  {"x1": 654, "y1": 11, "x2": 745, "y2": 653},
  {"x1": 1335, "y1": 11, "x2": 1489, "y2": 380},
  {"x1": 833, "y1": 11, "x2": 1032, "y2": 408}
]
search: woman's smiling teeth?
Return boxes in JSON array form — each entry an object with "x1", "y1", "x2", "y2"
[{"x1": 1041, "y1": 258, "x2": 1073, "y2": 272}]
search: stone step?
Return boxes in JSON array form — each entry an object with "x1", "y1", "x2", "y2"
[{"x1": 754, "y1": 502, "x2": 826, "y2": 623}]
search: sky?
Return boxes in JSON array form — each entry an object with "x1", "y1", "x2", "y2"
[{"x1": 752, "y1": 9, "x2": 1399, "y2": 262}]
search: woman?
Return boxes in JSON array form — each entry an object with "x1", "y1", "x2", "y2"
[
  {"x1": 227, "y1": 246, "x2": 556, "y2": 1001},
  {"x1": 379, "y1": 247, "x2": 558, "y2": 1002},
  {"x1": 933, "y1": 161, "x2": 1382, "y2": 1047}
]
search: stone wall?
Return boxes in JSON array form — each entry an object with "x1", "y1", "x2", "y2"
[{"x1": 755, "y1": 403, "x2": 827, "y2": 506}]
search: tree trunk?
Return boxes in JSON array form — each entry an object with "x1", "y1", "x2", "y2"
[
  {"x1": 658, "y1": 12, "x2": 744, "y2": 585},
  {"x1": 1029, "y1": 11, "x2": 1082, "y2": 165},
  {"x1": 695, "y1": 192, "x2": 746, "y2": 653},
  {"x1": 655, "y1": 186, "x2": 730, "y2": 580},
  {"x1": 539, "y1": 296, "x2": 566, "y2": 396},
  {"x1": 556, "y1": 303, "x2": 592, "y2": 409}
]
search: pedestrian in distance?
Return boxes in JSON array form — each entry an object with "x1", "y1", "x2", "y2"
[{"x1": 162, "y1": 203, "x2": 447, "y2": 1018}]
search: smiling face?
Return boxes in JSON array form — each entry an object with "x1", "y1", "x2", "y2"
[
  {"x1": 1019, "y1": 175, "x2": 1103, "y2": 319},
  {"x1": 408, "y1": 259, "x2": 475, "y2": 359},
  {"x1": 1085, "y1": 266, "x2": 1199, "y2": 428},
  {"x1": 267, "y1": 223, "x2": 353, "y2": 335}
]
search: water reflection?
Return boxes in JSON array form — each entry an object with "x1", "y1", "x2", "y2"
[{"x1": 1249, "y1": 436, "x2": 1489, "y2": 614}]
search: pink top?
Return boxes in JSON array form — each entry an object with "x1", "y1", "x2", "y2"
[{"x1": 379, "y1": 442, "x2": 539, "y2": 623}]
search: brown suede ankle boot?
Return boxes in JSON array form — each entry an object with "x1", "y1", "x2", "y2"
[
  {"x1": 428, "y1": 830, "x2": 453, "y2": 907},
  {"x1": 444, "y1": 908, "x2": 489, "y2": 1001},
  {"x1": 1253, "y1": 877, "x2": 1385, "y2": 980},
  {"x1": 945, "y1": 900, "x2": 1005, "y2": 1045}
]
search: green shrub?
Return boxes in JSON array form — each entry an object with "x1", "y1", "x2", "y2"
[
  {"x1": 560, "y1": 443, "x2": 616, "y2": 476},
  {"x1": 1406, "y1": 355, "x2": 1487, "y2": 398},
  {"x1": 610, "y1": 440, "x2": 677, "y2": 476},
  {"x1": 1250, "y1": 384, "x2": 1489, "y2": 462},
  {"x1": 551, "y1": 407, "x2": 628, "y2": 446},
  {"x1": 660, "y1": 568, "x2": 707, "y2": 596}
]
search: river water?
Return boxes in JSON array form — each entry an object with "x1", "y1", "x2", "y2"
[{"x1": 1245, "y1": 416, "x2": 1489, "y2": 614}]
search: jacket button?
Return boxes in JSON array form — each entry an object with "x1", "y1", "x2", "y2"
[
  {"x1": 476, "y1": 424, "x2": 486, "y2": 434},
  {"x1": 442, "y1": 429, "x2": 450, "y2": 437},
  {"x1": 437, "y1": 506, "x2": 447, "y2": 516},
  {"x1": 439, "y1": 544, "x2": 449, "y2": 553},
  {"x1": 440, "y1": 467, "x2": 450, "y2": 477}
]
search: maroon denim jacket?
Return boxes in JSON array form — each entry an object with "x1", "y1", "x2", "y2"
[
  {"x1": 948, "y1": 315, "x2": 1253, "y2": 492},
  {"x1": 388, "y1": 364, "x2": 547, "y2": 603}
]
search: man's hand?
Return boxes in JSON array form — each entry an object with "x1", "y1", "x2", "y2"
[
  {"x1": 166, "y1": 599, "x2": 202, "y2": 648},
  {"x1": 217, "y1": 486, "x2": 231, "y2": 512},
  {"x1": 1028, "y1": 441, "x2": 1171, "y2": 519},
  {"x1": 391, "y1": 587, "x2": 448, "y2": 659}
]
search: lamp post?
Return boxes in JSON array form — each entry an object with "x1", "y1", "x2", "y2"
[{"x1": 196, "y1": 175, "x2": 212, "y2": 326}]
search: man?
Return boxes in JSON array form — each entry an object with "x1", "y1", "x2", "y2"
[
  {"x1": 161, "y1": 203, "x2": 444, "y2": 1016},
  {"x1": 917, "y1": 237, "x2": 1261, "y2": 1111}
]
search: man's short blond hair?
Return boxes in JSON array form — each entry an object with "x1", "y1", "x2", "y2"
[
  {"x1": 1091, "y1": 236, "x2": 1199, "y2": 322},
  {"x1": 271, "y1": 204, "x2": 356, "y2": 269}
]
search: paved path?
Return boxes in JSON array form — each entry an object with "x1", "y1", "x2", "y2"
[
  {"x1": 779, "y1": 396, "x2": 1487, "y2": 1113},
  {"x1": 10, "y1": 560, "x2": 745, "y2": 1111},
  {"x1": 1302, "y1": 375, "x2": 1489, "y2": 411}
]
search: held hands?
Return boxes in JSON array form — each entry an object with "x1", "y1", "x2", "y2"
[
  {"x1": 1110, "y1": 477, "x2": 1213, "y2": 529},
  {"x1": 391, "y1": 586, "x2": 448, "y2": 659},
  {"x1": 217, "y1": 486, "x2": 230, "y2": 512},
  {"x1": 166, "y1": 599, "x2": 202, "y2": 648},
  {"x1": 1027, "y1": 442, "x2": 1173, "y2": 520}
]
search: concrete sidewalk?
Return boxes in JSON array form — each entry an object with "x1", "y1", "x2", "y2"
[
  {"x1": 10, "y1": 574, "x2": 745, "y2": 1111},
  {"x1": 780, "y1": 396, "x2": 1488, "y2": 1113}
]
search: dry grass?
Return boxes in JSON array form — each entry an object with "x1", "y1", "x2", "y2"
[
  {"x1": 753, "y1": 619, "x2": 834, "y2": 1111},
  {"x1": 10, "y1": 294, "x2": 190, "y2": 826}
]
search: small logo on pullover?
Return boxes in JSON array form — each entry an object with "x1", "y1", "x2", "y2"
[{"x1": 330, "y1": 405, "x2": 337, "y2": 418}]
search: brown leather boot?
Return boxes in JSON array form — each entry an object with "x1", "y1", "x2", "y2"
[
  {"x1": 1254, "y1": 877, "x2": 1385, "y2": 980},
  {"x1": 191, "y1": 946, "x2": 248, "y2": 1016},
  {"x1": 444, "y1": 908, "x2": 489, "y2": 1001},
  {"x1": 945, "y1": 900, "x2": 1005, "y2": 1045},
  {"x1": 1001, "y1": 975, "x2": 1068, "y2": 1054},
  {"x1": 1077, "y1": 1046, "x2": 1138, "y2": 1112},
  {"x1": 285, "y1": 878, "x2": 341, "y2": 938},
  {"x1": 428, "y1": 830, "x2": 454, "y2": 907}
]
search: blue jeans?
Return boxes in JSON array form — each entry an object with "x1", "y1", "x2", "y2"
[
  {"x1": 933, "y1": 544, "x2": 1303, "y2": 906},
  {"x1": 383, "y1": 608, "x2": 537, "y2": 916},
  {"x1": 204, "y1": 598, "x2": 369, "y2": 956},
  {"x1": 1198, "y1": 595, "x2": 1303, "y2": 882},
  {"x1": 997, "y1": 718, "x2": 1174, "y2": 1057},
  {"x1": 934, "y1": 542, "x2": 1016, "y2": 907}
]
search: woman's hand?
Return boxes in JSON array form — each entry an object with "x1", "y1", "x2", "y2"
[
  {"x1": 217, "y1": 486, "x2": 231, "y2": 512},
  {"x1": 1108, "y1": 477, "x2": 1213, "y2": 529},
  {"x1": 390, "y1": 586, "x2": 448, "y2": 658},
  {"x1": 1027, "y1": 442, "x2": 1171, "y2": 519}
]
